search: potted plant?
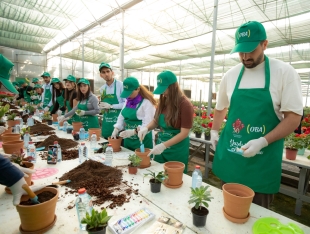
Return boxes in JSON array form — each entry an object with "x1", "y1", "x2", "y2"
[
  {"x1": 284, "y1": 133, "x2": 308, "y2": 160},
  {"x1": 81, "y1": 209, "x2": 112, "y2": 234},
  {"x1": 144, "y1": 169, "x2": 168, "y2": 193},
  {"x1": 42, "y1": 111, "x2": 53, "y2": 125},
  {"x1": 128, "y1": 153, "x2": 142, "y2": 174},
  {"x1": 188, "y1": 185, "x2": 214, "y2": 227},
  {"x1": 192, "y1": 122, "x2": 203, "y2": 138},
  {"x1": 203, "y1": 122, "x2": 212, "y2": 140},
  {"x1": 0, "y1": 103, "x2": 10, "y2": 125},
  {"x1": 25, "y1": 104, "x2": 35, "y2": 115},
  {"x1": 100, "y1": 90, "x2": 113, "y2": 114},
  {"x1": 7, "y1": 112, "x2": 19, "y2": 127}
]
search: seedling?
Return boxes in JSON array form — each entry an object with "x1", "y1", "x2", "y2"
[
  {"x1": 128, "y1": 153, "x2": 142, "y2": 167},
  {"x1": 144, "y1": 169, "x2": 168, "y2": 183},
  {"x1": 188, "y1": 185, "x2": 213, "y2": 210}
]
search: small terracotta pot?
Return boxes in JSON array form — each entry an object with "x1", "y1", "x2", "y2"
[
  {"x1": 285, "y1": 148, "x2": 298, "y2": 160},
  {"x1": 7, "y1": 120, "x2": 20, "y2": 127},
  {"x1": 0, "y1": 127, "x2": 12, "y2": 141},
  {"x1": 108, "y1": 137, "x2": 123, "y2": 152},
  {"x1": 135, "y1": 148, "x2": 151, "y2": 168},
  {"x1": 16, "y1": 187, "x2": 58, "y2": 233},
  {"x1": 52, "y1": 114, "x2": 58, "y2": 122},
  {"x1": 163, "y1": 161, "x2": 185, "y2": 188},
  {"x1": 22, "y1": 161, "x2": 34, "y2": 186},
  {"x1": 2, "y1": 140, "x2": 24, "y2": 154},
  {"x1": 2, "y1": 133, "x2": 21, "y2": 143},
  {"x1": 72, "y1": 122, "x2": 83, "y2": 132},
  {"x1": 128, "y1": 165, "x2": 138, "y2": 175},
  {"x1": 59, "y1": 121, "x2": 64, "y2": 126},
  {"x1": 88, "y1": 128, "x2": 101, "y2": 141},
  {"x1": 222, "y1": 183, "x2": 254, "y2": 223}
]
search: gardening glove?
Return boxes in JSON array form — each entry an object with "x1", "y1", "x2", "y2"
[
  {"x1": 57, "y1": 115, "x2": 65, "y2": 123},
  {"x1": 111, "y1": 128, "x2": 119, "y2": 139},
  {"x1": 148, "y1": 143, "x2": 167, "y2": 156},
  {"x1": 119, "y1": 129, "x2": 136, "y2": 138},
  {"x1": 99, "y1": 102, "x2": 112, "y2": 109},
  {"x1": 242, "y1": 137, "x2": 268, "y2": 157},
  {"x1": 12, "y1": 163, "x2": 35, "y2": 178},
  {"x1": 57, "y1": 110, "x2": 62, "y2": 116},
  {"x1": 210, "y1": 130, "x2": 219, "y2": 150},
  {"x1": 76, "y1": 110, "x2": 85, "y2": 116},
  {"x1": 44, "y1": 106, "x2": 49, "y2": 112},
  {"x1": 0, "y1": 126, "x2": 7, "y2": 134},
  {"x1": 31, "y1": 95, "x2": 38, "y2": 100},
  {"x1": 138, "y1": 126, "x2": 148, "y2": 141}
]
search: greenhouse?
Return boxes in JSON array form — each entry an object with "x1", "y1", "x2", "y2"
[{"x1": 0, "y1": 0, "x2": 310, "y2": 233}]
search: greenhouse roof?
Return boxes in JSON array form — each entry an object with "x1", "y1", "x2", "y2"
[{"x1": 1, "y1": 0, "x2": 310, "y2": 82}]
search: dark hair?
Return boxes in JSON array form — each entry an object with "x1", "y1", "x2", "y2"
[
  {"x1": 52, "y1": 82, "x2": 65, "y2": 105},
  {"x1": 76, "y1": 83, "x2": 91, "y2": 101},
  {"x1": 64, "y1": 82, "x2": 77, "y2": 108}
]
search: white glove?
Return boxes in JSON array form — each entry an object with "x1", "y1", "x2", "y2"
[
  {"x1": 0, "y1": 126, "x2": 8, "y2": 134},
  {"x1": 57, "y1": 115, "x2": 65, "y2": 123},
  {"x1": 147, "y1": 143, "x2": 167, "y2": 156},
  {"x1": 111, "y1": 128, "x2": 119, "y2": 139},
  {"x1": 57, "y1": 110, "x2": 62, "y2": 116},
  {"x1": 31, "y1": 95, "x2": 38, "y2": 99},
  {"x1": 138, "y1": 126, "x2": 148, "y2": 141},
  {"x1": 119, "y1": 129, "x2": 136, "y2": 138},
  {"x1": 44, "y1": 106, "x2": 49, "y2": 112},
  {"x1": 76, "y1": 110, "x2": 85, "y2": 116},
  {"x1": 99, "y1": 102, "x2": 112, "y2": 109},
  {"x1": 210, "y1": 130, "x2": 219, "y2": 150},
  {"x1": 242, "y1": 137, "x2": 268, "y2": 157}
]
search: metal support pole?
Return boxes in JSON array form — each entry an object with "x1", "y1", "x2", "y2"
[
  {"x1": 207, "y1": 0, "x2": 218, "y2": 116},
  {"x1": 82, "y1": 33, "x2": 85, "y2": 78},
  {"x1": 306, "y1": 72, "x2": 310, "y2": 107},
  {"x1": 120, "y1": 10, "x2": 125, "y2": 81},
  {"x1": 199, "y1": 90, "x2": 202, "y2": 117},
  {"x1": 60, "y1": 45, "x2": 62, "y2": 79},
  {"x1": 16, "y1": 54, "x2": 18, "y2": 77}
]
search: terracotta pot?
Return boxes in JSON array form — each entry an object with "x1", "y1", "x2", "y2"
[
  {"x1": 22, "y1": 161, "x2": 34, "y2": 186},
  {"x1": 72, "y1": 122, "x2": 83, "y2": 132},
  {"x1": 0, "y1": 127, "x2": 12, "y2": 141},
  {"x1": 163, "y1": 161, "x2": 185, "y2": 188},
  {"x1": 108, "y1": 137, "x2": 123, "y2": 152},
  {"x1": 1, "y1": 133, "x2": 21, "y2": 143},
  {"x1": 128, "y1": 165, "x2": 138, "y2": 175},
  {"x1": 222, "y1": 183, "x2": 254, "y2": 223},
  {"x1": 7, "y1": 120, "x2": 20, "y2": 127},
  {"x1": 52, "y1": 114, "x2": 58, "y2": 122},
  {"x1": 16, "y1": 187, "x2": 58, "y2": 233},
  {"x1": 135, "y1": 148, "x2": 151, "y2": 169},
  {"x1": 2, "y1": 140, "x2": 24, "y2": 154},
  {"x1": 88, "y1": 128, "x2": 101, "y2": 141},
  {"x1": 286, "y1": 148, "x2": 298, "y2": 160},
  {"x1": 59, "y1": 121, "x2": 64, "y2": 126}
]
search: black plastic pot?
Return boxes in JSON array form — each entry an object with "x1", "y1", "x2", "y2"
[
  {"x1": 192, "y1": 207, "x2": 209, "y2": 227},
  {"x1": 67, "y1": 128, "x2": 73, "y2": 134},
  {"x1": 195, "y1": 133, "x2": 202, "y2": 138},
  {"x1": 87, "y1": 225, "x2": 107, "y2": 234},
  {"x1": 150, "y1": 179, "x2": 161, "y2": 193},
  {"x1": 204, "y1": 134, "x2": 210, "y2": 140},
  {"x1": 47, "y1": 120, "x2": 53, "y2": 125},
  {"x1": 73, "y1": 133, "x2": 80, "y2": 140}
]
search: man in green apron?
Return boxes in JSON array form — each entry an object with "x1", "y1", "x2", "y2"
[
  {"x1": 98, "y1": 62, "x2": 125, "y2": 138},
  {"x1": 211, "y1": 21, "x2": 303, "y2": 208},
  {"x1": 40, "y1": 72, "x2": 53, "y2": 112},
  {"x1": 18, "y1": 79, "x2": 33, "y2": 103}
]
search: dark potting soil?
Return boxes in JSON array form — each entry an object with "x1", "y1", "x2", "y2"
[
  {"x1": 30, "y1": 123, "x2": 55, "y2": 134},
  {"x1": 22, "y1": 115, "x2": 40, "y2": 124},
  {"x1": 32, "y1": 130, "x2": 55, "y2": 136},
  {"x1": 60, "y1": 160, "x2": 131, "y2": 208},
  {"x1": 36, "y1": 135, "x2": 78, "y2": 150},
  {"x1": 38, "y1": 149, "x2": 78, "y2": 161},
  {"x1": 20, "y1": 191, "x2": 56, "y2": 206}
]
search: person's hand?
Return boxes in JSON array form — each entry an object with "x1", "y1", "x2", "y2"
[
  {"x1": 242, "y1": 137, "x2": 268, "y2": 157},
  {"x1": 44, "y1": 106, "x2": 49, "y2": 112},
  {"x1": 76, "y1": 110, "x2": 85, "y2": 116},
  {"x1": 111, "y1": 128, "x2": 119, "y2": 139},
  {"x1": 12, "y1": 163, "x2": 35, "y2": 177},
  {"x1": 147, "y1": 143, "x2": 167, "y2": 156},
  {"x1": 210, "y1": 130, "x2": 219, "y2": 150},
  {"x1": 138, "y1": 126, "x2": 148, "y2": 141},
  {"x1": 57, "y1": 115, "x2": 65, "y2": 123},
  {"x1": 31, "y1": 96, "x2": 38, "y2": 99},
  {"x1": 119, "y1": 129, "x2": 136, "y2": 138},
  {"x1": 57, "y1": 110, "x2": 63, "y2": 116},
  {"x1": 99, "y1": 102, "x2": 112, "y2": 109},
  {"x1": 0, "y1": 126, "x2": 8, "y2": 135}
]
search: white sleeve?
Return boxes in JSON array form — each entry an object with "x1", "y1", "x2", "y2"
[
  {"x1": 215, "y1": 74, "x2": 230, "y2": 110},
  {"x1": 113, "y1": 100, "x2": 127, "y2": 130},
  {"x1": 137, "y1": 99, "x2": 156, "y2": 127},
  {"x1": 47, "y1": 85, "x2": 53, "y2": 107}
]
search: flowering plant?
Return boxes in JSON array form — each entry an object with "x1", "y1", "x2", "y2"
[
  {"x1": 284, "y1": 133, "x2": 310, "y2": 150},
  {"x1": 203, "y1": 122, "x2": 212, "y2": 136}
]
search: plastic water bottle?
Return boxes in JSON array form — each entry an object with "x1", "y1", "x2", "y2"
[
  {"x1": 79, "y1": 142, "x2": 88, "y2": 164},
  {"x1": 24, "y1": 131, "x2": 30, "y2": 148},
  {"x1": 54, "y1": 141, "x2": 62, "y2": 162},
  {"x1": 63, "y1": 121, "x2": 68, "y2": 131},
  {"x1": 27, "y1": 142, "x2": 36, "y2": 163},
  {"x1": 75, "y1": 188, "x2": 93, "y2": 230},
  {"x1": 105, "y1": 144, "x2": 113, "y2": 166},
  {"x1": 192, "y1": 165, "x2": 202, "y2": 189},
  {"x1": 27, "y1": 116, "x2": 34, "y2": 126},
  {"x1": 90, "y1": 132, "x2": 97, "y2": 150},
  {"x1": 79, "y1": 128, "x2": 85, "y2": 140}
]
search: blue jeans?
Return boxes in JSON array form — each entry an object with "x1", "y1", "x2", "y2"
[{"x1": 0, "y1": 155, "x2": 24, "y2": 187}]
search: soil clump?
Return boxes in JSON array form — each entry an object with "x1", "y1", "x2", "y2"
[
  {"x1": 20, "y1": 191, "x2": 56, "y2": 205},
  {"x1": 36, "y1": 135, "x2": 78, "y2": 150}
]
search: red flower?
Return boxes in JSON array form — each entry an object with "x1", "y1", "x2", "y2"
[
  {"x1": 210, "y1": 113, "x2": 214, "y2": 118},
  {"x1": 202, "y1": 116, "x2": 206, "y2": 119},
  {"x1": 207, "y1": 122, "x2": 213, "y2": 128},
  {"x1": 193, "y1": 113, "x2": 196, "y2": 117},
  {"x1": 305, "y1": 117, "x2": 309, "y2": 122},
  {"x1": 202, "y1": 124, "x2": 207, "y2": 128}
]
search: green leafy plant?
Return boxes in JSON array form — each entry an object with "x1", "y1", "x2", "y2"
[
  {"x1": 191, "y1": 122, "x2": 203, "y2": 134},
  {"x1": 0, "y1": 103, "x2": 10, "y2": 119},
  {"x1": 144, "y1": 169, "x2": 168, "y2": 183},
  {"x1": 10, "y1": 148, "x2": 30, "y2": 165},
  {"x1": 29, "y1": 90, "x2": 37, "y2": 96},
  {"x1": 21, "y1": 127, "x2": 30, "y2": 136},
  {"x1": 128, "y1": 153, "x2": 142, "y2": 167},
  {"x1": 7, "y1": 112, "x2": 17, "y2": 121},
  {"x1": 75, "y1": 109, "x2": 81, "y2": 115},
  {"x1": 284, "y1": 133, "x2": 309, "y2": 150},
  {"x1": 42, "y1": 111, "x2": 52, "y2": 120},
  {"x1": 25, "y1": 105, "x2": 35, "y2": 113},
  {"x1": 81, "y1": 209, "x2": 112, "y2": 232},
  {"x1": 100, "y1": 90, "x2": 114, "y2": 100},
  {"x1": 188, "y1": 185, "x2": 214, "y2": 210}
]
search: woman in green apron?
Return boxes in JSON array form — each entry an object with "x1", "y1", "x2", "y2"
[
  {"x1": 62, "y1": 75, "x2": 78, "y2": 124},
  {"x1": 60, "y1": 78, "x2": 99, "y2": 131},
  {"x1": 30, "y1": 84, "x2": 43, "y2": 109},
  {"x1": 50, "y1": 78, "x2": 66, "y2": 115},
  {"x1": 112, "y1": 77, "x2": 156, "y2": 151},
  {"x1": 138, "y1": 71, "x2": 194, "y2": 173}
]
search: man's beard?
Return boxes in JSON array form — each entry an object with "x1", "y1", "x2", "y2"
[{"x1": 242, "y1": 52, "x2": 264, "y2": 68}]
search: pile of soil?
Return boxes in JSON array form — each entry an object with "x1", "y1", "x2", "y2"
[
  {"x1": 32, "y1": 130, "x2": 55, "y2": 136},
  {"x1": 38, "y1": 149, "x2": 78, "y2": 161},
  {"x1": 29, "y1": 123, "x2": 54, "y2": 134},
  {"x1": 60, "y1": 160, "x2": 131, "y2": 208},
  {"x1": 22, "y1": 115, "x2": 40, "y2": 124},
  {"x1": 20, "y1": 191, "x2": 56, "y2": 205},
  {"x1": 1, "y1": 101, "x2": 18, "y2": 109},
  {"x1": 36, "y1": 135, "x2": 78, "y2": 150}
]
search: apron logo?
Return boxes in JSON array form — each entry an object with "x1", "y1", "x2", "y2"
[
  {"x1": 232, "y1": 118, "x2": 244, "y2": 134},
  {"x1": 247, "y1": 124, "x2": 265, "y2": 134}
]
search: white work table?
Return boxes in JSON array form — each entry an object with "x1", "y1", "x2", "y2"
[{"x1": 0, "y1": 124, "x2": 309, "y2": 233}]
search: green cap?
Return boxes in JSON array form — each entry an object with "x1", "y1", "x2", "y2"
[
  {"x1": 99, "y1": 62, "x2": 112, "y2": 71},
  {"x1": 12, "y1": 81, "x2": 19, "y2": 87},
  {"x1": 32, "y1": 78, "x2": 39, "y2": 83},
  {"x1": 120, "y1": 77, "x2": 140, "y2": 98},
  {"x1": 153, "y1": 70, "x2": 177, "y2": 95},
  {"x1": 41, "y1": 72, "x2": 51, "y2": 77},
  {"x1": 77, "y1": 78, "x2": 90, "y2": 85},
  {"x1": 51, "y1": 78, "x2": 61, "y2": 84},
  {"x1": 63, "y1": 75, "x2": 76, "y2": 83},
  {"x1": 34, "y1": 84, "x2": 42, "y2": 89},
  {"x1": 230, "y1": 21, "x2": 267, "y2": 54},
  {"x1": 19, "y1": 80, "x2": 26, "y2": 85},
  {"x1": 0, "y1": 54, "x2": 18, "y2": 94}
]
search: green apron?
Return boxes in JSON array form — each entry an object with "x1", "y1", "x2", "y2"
[
  {"x1": 33, "y1": 94, "x2": 41, "y2": 106},
  {"x1": 56, "y1": 91, "x2": 65, "y2": 114},
  {"x1": 23, "y1": 86, "x2": 31, "y2": 103},
  {"x1": 155, "y1": 114, "x2": 189, "y2": 173},
  {"x1": 66, "y1": 100, "x2": 79, "y2": 125},
  {"x1": 43, "y1": 84, "x2": 53, "y2": 112},
  {"x1": 77, "y1": 98, "x2": 99, "y2": 131},
  {"x1": 121, "y1": 99, "x2": 153, "y2": 151},
  {"x1": 101, "y1": 81, "x2": 121, "y2": 138},
  {"x1": 213, "y1": 56, "x2": 284, "y2": 194}
]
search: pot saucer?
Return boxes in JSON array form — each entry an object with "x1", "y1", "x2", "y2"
[
  {"x1": 139, "y1": 163, "x2": 151, "y2": 169},
  {"x1": 19, "y1": 215, "x2": 57, "y2": 234},
  {"x1": 5, "y1": 181, "x2": 34, "y2": 195},
  {"x1": 164, "y1": 181, "x2": 183, "y2": 189},
  {"x1": 222, "y1": 207, "x2": 250, "y2": 224}
]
